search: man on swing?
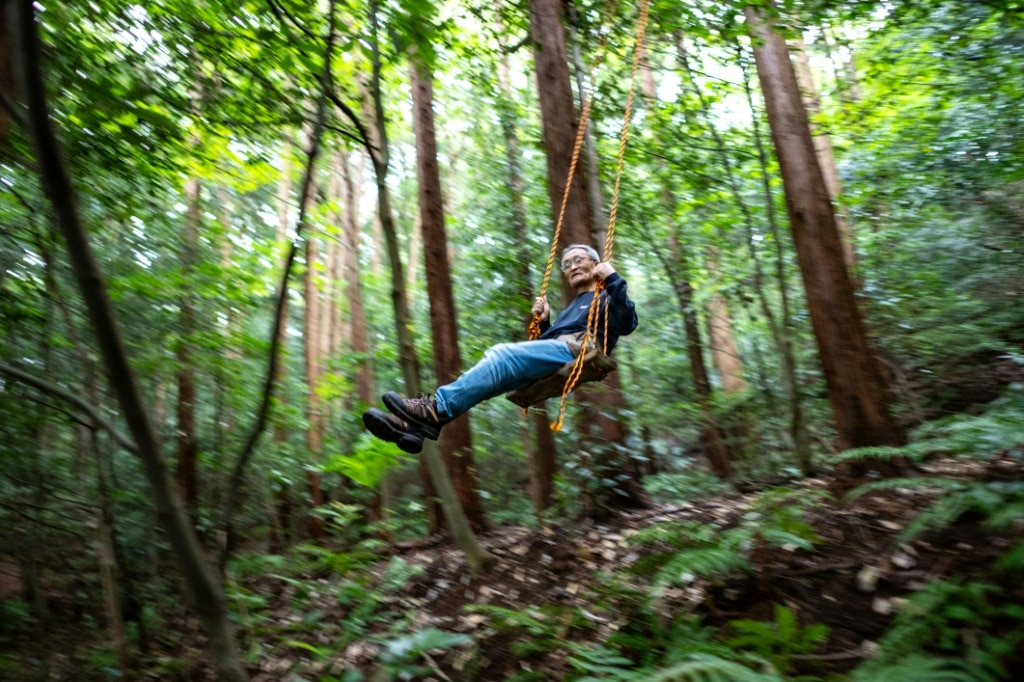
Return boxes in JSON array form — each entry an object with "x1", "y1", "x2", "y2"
[{"x1": 362, "y1": 244, "x2": 638, "y2": 453}]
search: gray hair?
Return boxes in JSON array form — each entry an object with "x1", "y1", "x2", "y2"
[{"x1": 561, "y1": 243, "x2": 600, "y2": 264}]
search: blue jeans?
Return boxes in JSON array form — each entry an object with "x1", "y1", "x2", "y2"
[{"x1": 434, "y1": 340, "x2": 576, "y2": 419}]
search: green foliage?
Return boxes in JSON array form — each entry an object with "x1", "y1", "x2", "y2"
[
  {"x1": 373, "y1": 628, "x2": 472, "y2": 679},
  {"x1": 629, "y1": 654, "x2": 786, "y2": 682},
  {"x1": 726, "y1": 604, "x2": 830, "y2": 674},
  {"x1": 322, "y1": 435, "x2": 414, "y2": 489},
  {"x1": 565, "y1": 642, "x2": 637, "y2": 681},
  {"x1": 630, "y1": 487, "x2": 825, "y2": 591},
  {"x1": 643, "y1": 469, "x2": 732, "y2": 505},
  {"x1": 852, "y1": 578, "x2": 1024, "y2": 681},
  {"x1": 0, "y1": 599, "x2": 31, "y2": 639},
  {"x1": 850, "y1": 476, "x2": 1024, "y2": 547},
  {"x1": 850, "y1": 655, "x2": 995, "y2": 682},
  {"x1": 464, "y1": 603, "x2": 599, "y2": 658}
]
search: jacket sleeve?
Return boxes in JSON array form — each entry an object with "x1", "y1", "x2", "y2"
[{"x1": 602, "y1": 272, "x2": 638, "y2": 337}]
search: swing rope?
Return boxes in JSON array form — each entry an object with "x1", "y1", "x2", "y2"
[
  {"x1": 547, "y1": 0, "x2": 651, "y2": 431},
  {"x1": 527, "y1": 0, "x2": 623, "y2": 342}
]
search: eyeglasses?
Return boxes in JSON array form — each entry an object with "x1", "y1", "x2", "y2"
[{"x1": 560, "y1": 256, "x2": 594, "y2": 272}]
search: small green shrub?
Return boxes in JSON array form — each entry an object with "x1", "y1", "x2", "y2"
[{"x1": 726, "y1": 604, "x2": 830, "y2": 673}]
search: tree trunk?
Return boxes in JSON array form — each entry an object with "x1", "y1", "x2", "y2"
[
  {"x1": 790, "y1": 36, "x2": 856, "y2": 272},
  {"x1": 746, "y1": 5, "x2": 906, "y2": 471},
  {"x1": 362, "y1": 0, "x2": 493, "y2": 573},
  {"x1": 272, "y1": 150, "x2": 295, "y2": 545},
  {"x1": 410, "y1": 56, "x2": 489, "y2": 533},
  {"x1": 736, "y1": 39, "x2": 814, "y2": 474},
  {"x1": 176, "y1": 175, "x2": 200, "y2": 510},
  {"x1": 495, "y1": 14, "x2": 558, "y2": 515},
  {"x1": 337, "y1": 150, "x2": 373, "y2": 404},
  {"x1": 707, "y1": 293, "x2": 746, "y2": 394},
  {"x1": 11, "y1": 3, "x2": 247, "y2": 677},
  {"x1": 529, "y1": 0, "x2": 646, "y2": 513},
  {"x1": 529, "y1": 0, "x2": 592, "y2": 242},
  {"x1": 566, "y1": 1, "x2": 604, "y2": 227},
  {"x1": 642, "y1": 44, "x2": 732, "y2": 478},
  {"x1": 304, "y1": 232, "x2": 326, "y2": 537}
]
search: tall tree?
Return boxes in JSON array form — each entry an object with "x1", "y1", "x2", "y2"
[
  {"x1": 528, "y1": 0, "x2": 648, "y2": 514},
  {"x1": 745, "y1": 4, "x2": 906, "y2": 470},
  {"x1": 10, "y1": 2, "x2": 246, "y2": 677},
  {"x1": 340, "y1": 0, "x2": 493, "y2": 573},
  {"x1": 410, "y1": 51, "x2": 489, "y2": 532},
  {"x1": 642, "y1": 41, "x2": 732, "y2": 478},
  {"x1": 494, "y1": 15, "x2": 559, "y2": 515},
  {"x1": 791, "y1": 35, "x2": 856, "y2": 272}
]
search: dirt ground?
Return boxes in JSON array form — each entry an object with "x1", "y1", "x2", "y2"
[{"x1": 250, "y1": 455, "x2": 1022, "y2": 681}]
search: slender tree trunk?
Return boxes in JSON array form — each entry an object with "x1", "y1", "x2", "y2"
[
  {"x1": 642, "y1": 44, "x2": 732, "y2": 477},
  {"x1": 790, "y1": 36, "x2": 855, "y2": 272},
  {"x1": 746, "y1": 5, "x2": 906, "y2": 472},
  {"x1": 272, "y1": 149, "x2": 295, "y2": 545},
  {"x1": 93, "y1": 429, "x2": 131, "y2": 677},
  {"x1": 11, "y1": 3, "x2": 247, "y2": 677},
  {"x1": 176, "y1": 176, "x2": 200, "y2": 510},
  {"x1": 361, "y1": 0, "x2": 493, "y2": 573},
  {"x1": 410, "y1": 56, "x2": 489, "y2": 532},
  {"x1": 566, "y1": 1, "x2": 604, "y2": 227},
  {"x1": 495, "y1": 15, "x2": 558, "y2": 515},
  {"x1": 338, "y1": 151, "x2": 373, "y2": 404},
  {"x1": 736, "y1": 41, "x2": 813, "y2": 473},
  {"x1": 304, "y1": 231, "x2": 326, "y2": 537}
]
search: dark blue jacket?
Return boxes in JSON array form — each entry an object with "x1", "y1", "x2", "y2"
[{"x1": 538, "y1": 272, "x2": 638, "y2": 353}]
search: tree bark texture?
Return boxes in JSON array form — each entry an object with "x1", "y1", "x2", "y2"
[
  {"x1": 746, "y1": 5, "x2": 904, "y2": 457},
  {"x1": 529, "y1": 0, "x2": 645, "y2": 512},
  {"x1": 304, "y1": 233, "x2": 326, "y2": 537},
  {"x1": 10, "y1": 2, "x2": 247, "y2": 677},
  {"x1": 495, "y1": 20, "x2": 558, "y2": 514},
  {"x1": 410, "y1": 58, "x2": 488, "y2": 532},
  {"x1": 529, "y1": 0, "x2": 593, "y2": 252},
  {"x1": 790, "y1": 36, "x2": 856, "y2": 272},
  {"x1": 363, "y1": 0, "x2": 491, "y2": 570}
]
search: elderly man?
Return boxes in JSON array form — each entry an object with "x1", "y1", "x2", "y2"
[{"x1": 362, "y1": 244, "x2": 638, "y2": 453}]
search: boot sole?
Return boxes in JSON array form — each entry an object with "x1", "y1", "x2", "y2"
[
  {"x1": 382, "y1": 392, "x2": 444, "y2": 440},
  {"x1": 362, "y1": 408, "x2": 424, "y2": 454}
]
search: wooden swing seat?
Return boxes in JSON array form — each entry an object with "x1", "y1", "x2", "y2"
[{"x1": 506, "y1": 349, "x2": 617, "y2": 409}]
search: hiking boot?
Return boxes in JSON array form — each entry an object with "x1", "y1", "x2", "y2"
[
  {"x1": 362, "y1": 408, "x2": 424, "y2": 454},
  {"x1": 382, "y1": 391, "x2": 450, "y2": 441}
]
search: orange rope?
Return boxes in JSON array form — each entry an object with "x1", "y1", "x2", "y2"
[
  {"x1": 528, "y1": 0, "x2": 623, "y2": 342},
  {"x1": 550, "y1": 0, "x2": 650, "y2": 431},
  {"x1": 528, "y1": 95, "x2": 593, "y2": 341}
]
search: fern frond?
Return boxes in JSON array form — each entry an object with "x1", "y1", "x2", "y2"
[
  {"x1": 630, "y1": 520, "x2": 720, "y2": 548},
  {"x1": 653, "y1": 547, "x2": 748, "y2": 589},
  {"x1": 850, "y1": 655, "x2": 999, "y2": 682},
  {"x1": 630, "y1": 654, "x2": 784, "y2": 682},
  {"x1": 831, "y1": 441, "x2": 943, "y2": 463},
  {"x1": 847, "y1": 476, "x2": 966, "y2": 501}
]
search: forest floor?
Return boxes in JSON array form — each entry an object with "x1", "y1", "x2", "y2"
[{"x1": 230, "y1": 455, "x2": 1023, "y2": 681}]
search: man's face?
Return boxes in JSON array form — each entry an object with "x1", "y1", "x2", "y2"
[{"x1": 561, "y1": 248, "x2": 596, "y2": 288}]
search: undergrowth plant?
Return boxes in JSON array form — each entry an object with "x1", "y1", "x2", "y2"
[
  {"x1": 726, "y1": 604, "x2": 830, "y2": 674},
  {"x1": 463, "y1": 603, "x2": 599, "y2": 658},
  {"x1": 628, "y1": 487, "x2": 826, "y2": 594},
  {"x1": 850, "y1": 577, "x2": 1024, "y2": 681}
]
